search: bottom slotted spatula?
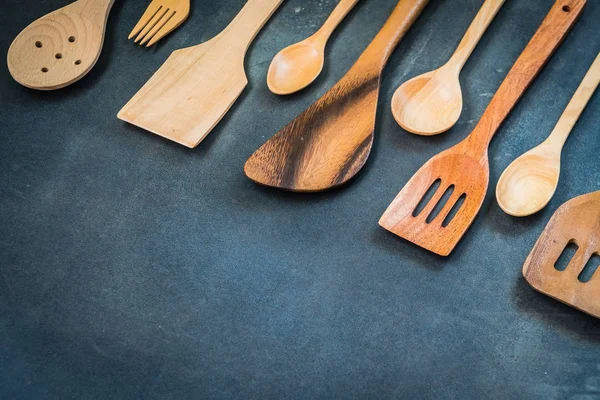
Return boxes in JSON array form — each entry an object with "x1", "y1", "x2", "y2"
[
  {"x1": 379, "y1": 0, "x2": 585, "y2": 256},
  {"x1": 523, "y1": 191, "x2": 600, "y2": 319}
]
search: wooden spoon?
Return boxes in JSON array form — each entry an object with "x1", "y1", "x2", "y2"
[
  {"x1": 391, "y1": 0, "x2": 505, "y2": 135},
  {"x1": 7, "y1": 0, "x2": 116, "y2": 90},
  {"x1": 523, "y1": 190, "x2": 600, "y2": 319},
  {"x1": 496, "y1": 53, "x2": 600, "y2": 217},
  {"x1": 245, "y1": 0, "x2": 430, "y2": 192},
  {"x1": 267, "y1": 0, "x2": 360, "y2": 95}
]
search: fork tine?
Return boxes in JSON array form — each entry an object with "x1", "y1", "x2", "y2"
[
  {"x1": 144, "y1": 10, "x2": 183, "y2": 47},
  {"x1": 141, "y1": 10, "x2": 178, "y2": 47},
  {"x1": 134, "y1": 7, "x2": 169, "y2": 44},
  {"x1": 128, "y1": 3, "x2": 162, "y2": 40}
]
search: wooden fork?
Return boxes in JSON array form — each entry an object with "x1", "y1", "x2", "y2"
[{"x1": 129, "y1": 0, "x2": 190, "y2": 47}]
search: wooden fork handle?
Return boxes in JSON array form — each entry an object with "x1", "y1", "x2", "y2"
[
  {"x1": 355, "y1": 0, "x2": 429, "y2": 75},
  {"x1": 469, "y1": 0, "x2": 586, "y2": 150}
]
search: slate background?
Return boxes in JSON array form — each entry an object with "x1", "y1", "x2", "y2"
[{"x1": 1, "y1": 0, "x2": 600, "y2": 398}]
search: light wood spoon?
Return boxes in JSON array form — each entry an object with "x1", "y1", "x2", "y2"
[
  {"x1": 267, "y1": 0, "x2": 360, "y2": 95},
  {"x1": 7, "y1": 0, "x2": 116, "y2": 90},
  {"x1": 496, "y1": 52, "x2": 600, "y2": 217},
  {"x1": 391, "y1": 0, "x2": 505, "y2": 135}
]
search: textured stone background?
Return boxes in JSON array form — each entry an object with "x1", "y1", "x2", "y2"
[{"x1": 1, "y1": 0, "x2": 599, "y2": 398}]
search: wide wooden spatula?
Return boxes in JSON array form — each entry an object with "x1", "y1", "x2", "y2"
[
  {"x1": 379, "y1": 0, "x2": 586, "y2": 256},
  {"x1": 118, "y1": 0, "x2": 282, "y2": 148},
  {"x1": 523, "y1": 191, "x2": 600, "y2": 319},
  {"x1": 245, "y1": 0, "x2": 430, "y2": 192}
]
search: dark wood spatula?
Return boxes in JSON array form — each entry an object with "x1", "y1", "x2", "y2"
[
  {"x1": 244, "y1": 0, "x2": 430, "y2": 192},
  {"x1": 523, "y1": 191, "x2": 600, "y2": 319},
  {"x1": 379, "y1": 0, "x2": 586, "y2": 256}
]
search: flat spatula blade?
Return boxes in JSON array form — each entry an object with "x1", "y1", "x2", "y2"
[
  {"x1": 118, "y1": 40, "x2": 247, "y2": 148},
  {"x1": 244, "y1": 74, "x2": 380, "y2": 192}
]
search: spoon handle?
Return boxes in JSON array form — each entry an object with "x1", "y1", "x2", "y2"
[
  {"x1": 546, "y1": 52, "x2": 600, "y2": 148},
  {"x1": 447, "y1": 0, "x2": 505, "y2": 70},
  {"x1": 467, "y1": 0, "x2": 586, "y2": 153},
  {"x1": 354, "y1": 0, "x2": 429, "y2": 75},
  {"x1": 314, "y1": 0, "x2": 360, "y2": 42}
]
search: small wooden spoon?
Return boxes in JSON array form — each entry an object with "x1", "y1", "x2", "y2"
[
  {"x1": 7, "y1": 0, "x2": 116, "y2": 90},
  {"x1": 496, "y1": 52, "x2": 600, "y2": 217},
  {"x1": 391, "y1": 0, "x2": 505, "y2": 135},
  {"x1": 267, "y1": 0, "x2": 359, "y2": 95}
]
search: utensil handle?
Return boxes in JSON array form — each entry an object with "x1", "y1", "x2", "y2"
[
  {"x1": 546, "y1": 52, "x2": 600, "y2": 148},
  {"x1": 222, "y1": 0, "x2": 283, "y2": 51},
  {"x1": 354, "y1": 0, "x2": 429, "y2": 75},
  {"x1": 76, "y1": 0, "x2": 116, "y2": 18},
  {"x1": 468, "y1": 0, "x2": 586, "y2": 151},
  {"x1": 447, "y1": 0, "x2": 505, "y2": 70},
  {"x1": 315, "y1": 0, "x2": 360, "y2": 42}
]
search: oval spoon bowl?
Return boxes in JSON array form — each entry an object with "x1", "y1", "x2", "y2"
[{"x1": 267, "y1": 40, "x2": 324, "y2": 95}]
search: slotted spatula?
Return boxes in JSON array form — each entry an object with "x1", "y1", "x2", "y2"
[
  {"x1": 379, "y1": 0, "x2": 586, "y2": 256},
  {"x1": 244, "y1": 0, "x2": 430, "y2": 192},
  {"x1": 118, "y1": 0, "x2": 282, "y2": 148},
  {"x1": 523, "y1": 191, "x2": 600, "y2": 319}
]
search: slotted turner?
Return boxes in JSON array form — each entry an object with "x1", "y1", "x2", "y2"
[
  {"x1": 523, "y1": 191, "x2": 600, "y2": 318},
  {"x1": 118, "y1": 0, "x2": 282, "y2": 148},
  {"x1": 379, "y1": 0, "x2": 586, "y2": 256},
  {"x1": 244, "y1": 0, "x2": 430, "y2": 192}
]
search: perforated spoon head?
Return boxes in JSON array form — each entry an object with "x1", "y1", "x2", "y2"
[
  {"x1": 7, "y1": 0, "x2": 114, "y2": 90},
  {"x1": 391, "y1": 66, "x2": 463, "y2": 136},
  {"x1": 267, "y1": 38, "x2": 325, "y2": 95},
  {"x1": 496, "y1": 143, "x2": 561, "y2": 217}
]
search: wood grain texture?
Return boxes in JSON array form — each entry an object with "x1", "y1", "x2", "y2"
[
  {"x1": 245, "y1": 0, "x2": 430, "y2": 192},
  {"x1": 379, "y1": 0, "x2": 586, "y2": 256},
  {"x1": 391, "y1": 0, "x2": 505, "y2": 135},
  {"x1": 7, "y1": 0, "x2": 116, "y2": 90},
  {"x1": 128, "y1": 0, "x2": 190, "y2": 47},
  {"x1": 267, "y1": 0, "x2": 360, "y2": 95},
  {"x1": 523, "y1": 191, "x2": 600, "y2": 319},
  {"x1": 496, "y1": 52, "x2": 600, "y2": 217},
  {"x1": 118, "y1": 0, "x2": 282, "y2": 148}
]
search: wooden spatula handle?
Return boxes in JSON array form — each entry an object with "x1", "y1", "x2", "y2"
[
  {"x1": 223, "y1": 0, "x2": 283, "y2": 50},
  {"x1": 468, "y1": 0, "x2": 586, "y2": 150},
  {"x1": 355, "y1": 0, "x2": 429, "y2": 75}
]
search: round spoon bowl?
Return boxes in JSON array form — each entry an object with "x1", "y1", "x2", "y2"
[
  {"x1": 267, "y1": 41, "x2": 324, "y2": 95},
  {"x1": 496, "y1": 151, "x2": 561, "y2": 217},
  {"x1": 391, "y1": 68, "x2": 463, "y2": 135}
]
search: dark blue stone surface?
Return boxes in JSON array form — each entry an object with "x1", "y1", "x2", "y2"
[{"x1": 1, "y1": 0, "x2": 599, "y2": 398}]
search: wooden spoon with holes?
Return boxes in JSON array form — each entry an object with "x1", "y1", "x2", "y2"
[
  {"x1": 391, "y1": 0, "x2": 505, "y2": 136},
  {"x1": 496, "y1": 52, "x2": 600, "y2": 217},
  {"x1": 7, "y1": 0, "x2": 116, "y2": 90}
]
